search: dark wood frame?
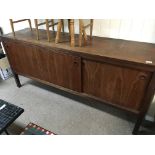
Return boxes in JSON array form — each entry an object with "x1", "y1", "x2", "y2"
[{"x1": 2, "y1": 28, "x2": 155, "y2": 135}]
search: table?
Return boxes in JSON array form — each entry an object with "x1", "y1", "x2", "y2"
[{"x1": 2, "y1": 28, "x2": 155, "y2": 134}]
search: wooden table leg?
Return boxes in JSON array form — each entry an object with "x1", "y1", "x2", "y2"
[
  {"x1": 132, "y1": 114, "x2": 145, "y2": 135},
  {"x1": 69, "y1": 19, "x2": 75, "y2": 47},
  {"x1": 4, "y1": 129, "x2": 9, "y2": 135},
  {"x1": 132, "y1": 72, "x2": 155, "y2": 135},
  {"x1": 13, "y1": 72, "x2": 21, "y2": 88}
]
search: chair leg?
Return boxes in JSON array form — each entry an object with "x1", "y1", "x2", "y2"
[
  {"x1": 9, "y1": 19, "x2": 15, "y2": 37},
  {"x1": 69, "y1": 19, "x2": 75, "y2": 47},
  {"x1": 34, "y1": 19, "x2": 39, "y2": 40},
  {"x1": 45, "y1": 19, "x2": 50, "y2": 42},
  {"x1": 51, "y1": 19, "x2": 55, "y2": 31},
  {"x1": 61, "y1": 19, "x2": 65, "y2": 33},
  {"x1": 79, "y1": 19, "x2": 83, "y2": 47},
  {"x1": 83, "y1": 29, "x2": 88, "y2": 46},
  {"x1": 28, "y1": 19, "x2": 32, "y2": 31},
  {"x1": 55, "y1": 19, "x2": 62, "y2": 44},
  {"x1": 68, "y1": 19, "x2": 71, "y2": 42},
  {"x1": 80, "y1": 20, "x2": 87, "y2": 46},
  {"x1": 90, "y1": 19, "x2": 93, "y2": 43}
]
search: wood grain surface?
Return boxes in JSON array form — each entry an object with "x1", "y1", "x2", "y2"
[
  {"x1": 82, "y1": 59, "x2": 151, "y2": 110},
  {"x1": 4, "y1": 40, "x2": 81, "y2": 92},
  {"x1": 2, "y1": 28, "x2": 155, "y2": 115}
]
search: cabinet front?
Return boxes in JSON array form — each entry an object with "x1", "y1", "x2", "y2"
[
  {"x1": 4, "y1": 40, "x2": 81, "y2": 92},
  {"x1": 82, "y1": 59, "x2": 151, "y2": 111}
]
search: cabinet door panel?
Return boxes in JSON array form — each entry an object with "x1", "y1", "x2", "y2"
[
  {"x1": 82, "y1": 60, "x2": 151, "y2": 110},
  {"x1": 4, "y1": 41, "x2": 81, "y2": 92},
  {"x1": 36, "y1": 47, "x2": 81, "y2": 91}
]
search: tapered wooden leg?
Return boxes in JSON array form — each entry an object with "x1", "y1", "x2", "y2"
[
  {"x1": 132, "y1": 72, "x2": 155, "y2": 135},
  {"x1": 79, "y1": 19, "x2": 83, "y2": 47},
  {"x1": 13, "y1": 72, "x2": 21, "y2": 88},
  {"x1": 68, "y1": 19, "x2": 71, "y2": 42},
  {"x1": 4, "y1": 129, "x2": 9, "y2": 135},
  {"x1": 9, "y1": 19, "x2": 15, "y2": 37},
  {"x1": 62, "y1": 19, "x2": 65, "y2": 33},
  {"x1": 90, "y1": 19, "x2": 93, "y2": 43},
  {"x1": 83, "y1": 29, "x2": 88, "y2": 46},
  {"x1": 79, "y1": 19, "x2": 87, "y2": 46},
  {"x1": 34, "y1": 19, "x2": 39, "y2": 40},
  {"x1": 28, "y1": 19, "x2": 32, "y2": 31},
  {"x1": 69, "y1": 19, "x2": 75, "y2": 47},
  {"x1": 45, "y1": 19, "x2": 50, "y2": 42},
  {"x1": 132, "y1": 113, "x2": 145, "y2": 135},
  {"x1": 51, "y1": 19, "x2": 55, "y2": 31},
  {"x1": 55, "y1": 19, "x2": 62, "y2": 44},
  {"x1": 81, "y1": 20, "x2": 87, "y2": 46}
]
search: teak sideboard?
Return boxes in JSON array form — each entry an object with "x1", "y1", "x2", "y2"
[{"x1": 1, "y1": 28, "x2": 155, "y2": 134}]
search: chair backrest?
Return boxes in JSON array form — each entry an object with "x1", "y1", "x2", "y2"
[
  {"x1": 34, "y1": 19, "x2": 60, "y2": 42},
  {"x1": 9, "y1": 19, "x2": 32, "y2": 36}
]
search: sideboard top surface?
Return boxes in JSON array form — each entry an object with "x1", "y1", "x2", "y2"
[{"x1": 2, "y1": 28, "x2": 155, "y2": 69}]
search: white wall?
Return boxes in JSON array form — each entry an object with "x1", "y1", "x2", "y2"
[{"x1": 1, "y1": 19, "x2": 155, "y2": 43}]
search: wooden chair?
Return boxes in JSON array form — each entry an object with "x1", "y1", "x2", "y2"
[
  {"x1": 55, "y1": 19, "x2": 94, "y2": 47},
  {"x1": 34, "y1": 19, "x2": 64, "y2": 42},
  {"x1": 9, "y1": 19, "x2": 32, "y2": 36}
]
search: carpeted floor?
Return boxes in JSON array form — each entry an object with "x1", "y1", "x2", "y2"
[{"x1": 0, "y1": 76, "x2": 153, "y2": 135}]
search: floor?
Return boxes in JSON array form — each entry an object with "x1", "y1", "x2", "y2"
[{"x1": 0, "y1": 76, "x2": 152, "y2": 135}]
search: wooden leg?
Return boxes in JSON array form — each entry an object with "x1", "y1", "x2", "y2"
[
  {"x1": 68, "y1": 19, "x2": 71, "y2": 42},
  {"x1": 79, "y1": 19, "x2": 83, "y2": 47},
  {"x1": 55, "y1": 19, "x2": 62, "y2": 44},
  {"x1": 4, "y1": 129, "x2": 9, "y2": 135},
  {"x1": 81, "y1": 20, "x2": 88, "y2": 46},
  {"x1": 132, "y1": 72, "x2": 155, "y2": 135},
  {"x1": 13, "y1": 72, "x2": 21, "y2": 88},
  {"x1": 45, "y1": 19, "x2": 50, "y2": 42},
  {"x1": 69, "y1": 19, "x2": 75, "y2": 47},
  {"x1": 9, "y1": 19, "x2": 15, "y2": 37},
  {"x1": 51, "y1": 19, "x2": 55, "y2": 31},
  {"x1": 62, "y1": 19, "x2": 65, "y2": 33},
  {"x1": 79, "y1": 19, "x2": 87, "y2": 46},
  {"x1": 90, "y1": 19, "x2": 93, "y2": 43},
  {"x1": 28, "y1": 19, "x2": 32, "y2": 31},
  {"x1": 34, "y1": 19, "x2": 39, "y2": 40},
  {"x1": 132, "y1": 113, "x2": 146, "y2": 135},
  {"x1": 83, "y1": 29, "x2": 88, "y2": 46}
]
